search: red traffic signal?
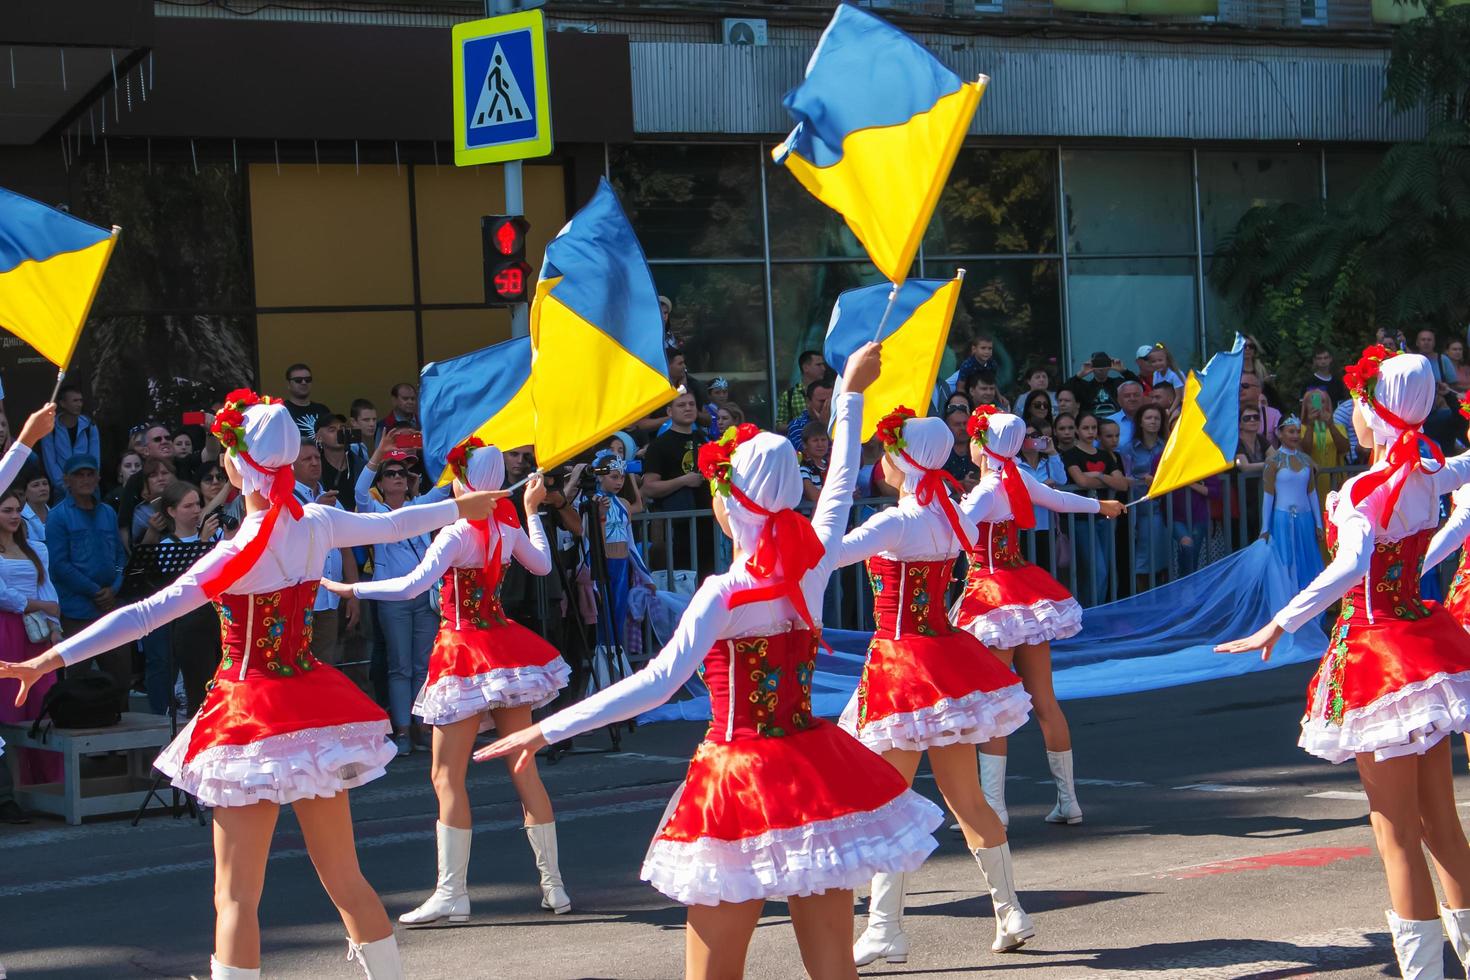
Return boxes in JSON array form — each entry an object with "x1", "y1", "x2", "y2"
[{"x1": 482, "y1": 215, "x2": 532, "y2": 306}]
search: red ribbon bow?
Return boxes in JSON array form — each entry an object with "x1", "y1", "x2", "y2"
[
  {"x1": 201, "y1": 452, "x2": 306, "y2": 600},
  {"x1": 724, "y1": 483, "x2": 829, "y2": 648},
  {"x1": 1348, "y1": 402, "x2": 1443, "y2": 529},
  {"x1": 898, "y1": 450, "x2": 975, "y2": 551},
  {"x1": 984, "y1": 450, "x2": 1037, "y2": 531}
]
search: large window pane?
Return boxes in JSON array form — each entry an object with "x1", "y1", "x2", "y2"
[
  {"x1": 924, "y1": 148, "x2": 1059, "y2": 257},
  {"x1": 611, "y1": 144, "x2": 761, "y2": 259},
  {"x1": 649, "y1": 264, "x2": 770, "y2": 425},
  {"x1": 257, "y1": 311, "x2": 419, "y2": 420},
  {"x1": 1198, "y1": 151, "x2": 1321, "y2": 254},
  {"x1": 770, "y1": 262, "x2": 889, "y2": 403},
  {"x1": 1062, "y1": 150, "x2": 1194, "y2": 255},
  {"x1": 951, "y1": 260, "x2": 1064, "y2": 391},
  {"x1": 765, "y1": 151, "x2": 872, "y2": 261},
  {"x1": 1067, "y1": 257, "x2": 1198, "y2": 372}
]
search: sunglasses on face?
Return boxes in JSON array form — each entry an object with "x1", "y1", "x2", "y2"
[
  {"x1": 1242, "y1": 415, "x2": 1261, "y2": 422},
  {"x1": 945, "y1": 404, "x2": 969, "y2": 415},
  {"x1": 290, "y1": 375, "x2": 312, "y2": 384},
  {"x1": 381, "y1": 469, "x2": 409, "y2": 479}
]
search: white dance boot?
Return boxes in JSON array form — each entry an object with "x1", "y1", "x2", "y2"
[
  {"x1": 981, "y1": 752, "x2": 1010, "y2": 829},
  {"x1": 209, "y1": 958, "x2": 259, "y2": 980},
  {"x1": 1441, "y1": 906, "x2": 1469, "y2": 977},
  {"x1": 973, "y1": 843, "x2": 1035, "y2": 953},
  {"x1": 346, "y1": 934, "x2": 405, "y2": 980},
  {"x1": 1044, "y1": 749, "x2": 1083, "y2": 825},
  {"x1": 525, "y1": 821, "x2": 572, "y2": 913},
  {"x1": 853, "y1": 872, "x2": 909, "y2": 966},
  {"x1": 398, "y1": 821, "x2": 472, "y2": 925},
  {"x1": 1388, "y1": 912, "x2": 1446, "y2": 980}
]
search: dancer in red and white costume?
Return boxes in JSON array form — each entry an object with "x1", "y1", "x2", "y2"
[
  {"x1": 1218, "y1": 350, "x2": 1470, "y2": 980},
  {"x1": 480, "y1": 345, "x2": 944, "y2": 980},
  {"x1": 322, "y1": 438, "x2": 572, "y2": 924},
  {"x1": 837, "y1": 408, "x2": 1038, "y2": 965},
  {"x1": 0, "y1": 393, "x2": 505, "y2": 980},
  {"x1": 954, "y1": 408, "x2": 1123, "y2": 828}
]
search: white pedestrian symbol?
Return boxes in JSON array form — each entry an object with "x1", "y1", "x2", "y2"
[{"x1": 471, "y1": 42, "x2": 532, "y2": 128}]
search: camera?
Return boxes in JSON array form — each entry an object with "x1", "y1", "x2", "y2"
[
  {"x1": 393, "y1": 430, "x2": 423, "y2": 451},
  {"x1": 1090, "y1": 352, "x2": 1112, "y2": 370},
  {"x1": 219, "y1": 513, "x2": 241, "y2": 533}
]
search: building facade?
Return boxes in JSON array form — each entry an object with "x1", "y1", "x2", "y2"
[{"x1": 0, "y1": 0, "x2": 1422, "y2": 442}]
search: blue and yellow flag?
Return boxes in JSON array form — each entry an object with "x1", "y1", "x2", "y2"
[
  {"x1": 1147, "y1": 335, "x2": 1245, "y2": 499},
  {"x1": 771, "y1": 6, "x2": 985, "y2": 285},
  {"x1": 0, "y1": 187, "x2": 118, "y2": 367},
  {"x1": 530, "y1": 179, "x2": 676, "y2": 469},
  {"x1": 824, "y1": 273, "x2": 964, "y2": 441},
  {"x1": 419, "y1": 336, "x2": 536, "y2": 486}
]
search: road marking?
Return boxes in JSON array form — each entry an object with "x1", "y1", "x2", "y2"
[
  {"x1": 1173, "y1": 782, "x2": 1271, "y2": 793},
  {"x1": 1160, "y1": 845, "x2": 1373, "y2": 880},
  {"x1": 0, "y1": 794, "x2": 672, "y2": 898},
  {"x1": 1307, "y1": 790, "x2": 1369, "y2": 801}
]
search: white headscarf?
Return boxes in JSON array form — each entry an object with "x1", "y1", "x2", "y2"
[
  {"x1": 456, "y1": 444, "x2": 505, "y2": 493},
  {"x1": 237, "y1": 403, "x2": 302, "y2": 497},
  {"x1": 724, "y1": 431, "x2": 802, "y2": 556},
  {"x1": 886, "y1": 416, "x2": 978, "y2": 546},
  {"x1": 981, "y1": 413, "x2": 1026, "y2": 460},
  {"x1": 1363, "y1": 353, "x2": 1436, "y2": 447}
]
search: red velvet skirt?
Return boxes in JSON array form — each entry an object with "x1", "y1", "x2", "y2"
[
  {"x1": 842, "y1": 632, "x2": 1032, "y2": 753},
  {"x1": 1300, "y1": 603, "x2": 1470, "y2": 764},
  {"x1": 641, "y1": 719, "x2": 943, "y2": 906},
  {"x1": 414, "y1": 620, "x2": 570, "y2": 726},
  {"x1": 154, "y1": 658, "x2": 394, "y2": 808},
  {"x1": 952, "y1": 561, "x2": 1084, "y2": 648}
]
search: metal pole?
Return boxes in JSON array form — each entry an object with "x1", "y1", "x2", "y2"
[{"x1": 491, "y1": 0, "x2": 529, "y2": 338}]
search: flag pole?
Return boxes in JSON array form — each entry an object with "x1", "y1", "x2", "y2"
[{"x1": 869, "y1": 284, "x2": 901, "y2": 345}]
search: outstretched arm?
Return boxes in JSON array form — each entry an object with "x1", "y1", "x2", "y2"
[
  {"x1": 836, "y1": 508, "x2": 906, "y2": 568},
  {"x1": 1021, "y1": 469, "x2": 1101, "y2": 515},
  {"x1": 1274, "y1": 509, "x2": 1373, "y2": 631},
  {"x1": 350, "y1": 526, "x2": 464, "y2": 601},
  {"x1": 1425, "y1": 493, "x2": 1470, "y2": 574},
  {"x1": 811, "y1": 391, "x2": 863, "y2": 552}
]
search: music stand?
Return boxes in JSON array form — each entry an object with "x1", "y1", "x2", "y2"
[{"x1": 130, "y1": 539, "x2": 213, "y2": 827}]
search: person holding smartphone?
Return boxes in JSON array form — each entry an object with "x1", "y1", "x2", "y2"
[{"x1": 1062, "y1": 351, "x2": 1141, "y2": 416}]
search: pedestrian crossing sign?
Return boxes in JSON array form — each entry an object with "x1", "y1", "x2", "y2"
[{"x1": 452, "y1": 10, "x2": 553, "y2": 166}]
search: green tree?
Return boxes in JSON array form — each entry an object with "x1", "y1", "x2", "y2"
[{"x1": 1211, "y1": 0, "x2": 1470, "y2": 396}]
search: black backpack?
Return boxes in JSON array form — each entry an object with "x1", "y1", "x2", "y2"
[{"x1": 28, "y1": 674, "x2": 124, "y2": 733}]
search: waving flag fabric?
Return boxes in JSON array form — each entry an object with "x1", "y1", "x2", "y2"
[
  {"x1": 530, "y1": 179, "x2": 676, "y2": 469},
  {"x1": 771, "y1": 5, "x2": 985, "y2": 284},
  {"x1": 419, "y1": 336, "x2": 536, "y2": 486},
  {"x1": 1147, "y1": 335, "x2": 1246, "y2": 499},
  {"x1": 824, "y1": 273, "x2": 963, "y2": 441},
  {"x1": 0, "y1": 187, "x2": 118, "y2": 367}
]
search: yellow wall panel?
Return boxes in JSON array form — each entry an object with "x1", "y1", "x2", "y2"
[
  {"x1": 249, "y1": 164, "x2": 413, "y2": 307},
  {"x1": 257, "y1": 311, "x2": 418, "y2": 420},
  {"x1": 422, "y1": 308, "x2": 513, "y2": 364},
  {"x1": 414, "y1": 162, "x2": 567, "y2": 305}
]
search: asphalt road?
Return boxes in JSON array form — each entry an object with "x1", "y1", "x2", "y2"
[{"x1": 0, "y1": 660, "x2": 1452, "y2": 979}]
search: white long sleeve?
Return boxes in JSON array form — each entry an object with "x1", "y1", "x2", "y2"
[
  {"x1": 539, "y1": 579, "x2": 730, "y2": 744},
  {"x1": 1424, "y1": 485, "x2": 1470, "y2": 574},
  {"x1": 1021, "y1": 469, "x2": 1099, "y2": 515},
  {"x1": 350, "y1": 516, "x2": 551, "y2": 600},
  {"x1": 54, "y1": 499, "x2": 460, "y2": 666},
  {"x1": 811, "y1": 393, "x2": 863, "y2": 554},
  {"x1": 0, "y1": 443, "x2": 32, "y2": 492},
  {"x1": 1273, "y1": 501, "x2": 1373, "y2": 633}
]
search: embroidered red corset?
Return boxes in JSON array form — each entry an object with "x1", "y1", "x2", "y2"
[
  {"x1": 439, "y1": 565, "x2": 509, "y2": 631},
  {"x1": 214, "y1": 581, "x2": 319, "y2": 679},
  {"x1": 1338, "y1": 528, "x2": 1432, "y2": 626},
  {"x1": 700, "y1": 628, "x2": 818, "y2": 741},
  {"x1": 970, "y1": 520, "x2": 1027, "y2": 572},
  {"x1": 867, "y1": 555, "x2": 954, "y2": 638}
]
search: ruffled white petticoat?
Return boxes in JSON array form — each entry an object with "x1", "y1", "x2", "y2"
[
  {"x1": 1299, "y1": 668, "x2": 1470, "y2": 764},
  {"x1": 838, "y1": 684, "x2": 1033, "y2": 754},
  {"x1": 952, "y1": 597, "x2": 1084, "y2": 649},
  {"x1": 413, "y1": 660, "x2": 571, "y2": 727},
  {"x1": 641, "y1": 790, "x2": 943, "y2": 907},
  {"x1": 154, "y1": 717, "x2": 396, "y2": 808}
]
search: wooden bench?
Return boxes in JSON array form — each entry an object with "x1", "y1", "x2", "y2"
[{"x1": 1, "y1": 712, "x2": 174, "y2": 825}]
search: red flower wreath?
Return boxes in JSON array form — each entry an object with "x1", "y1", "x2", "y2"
[
  {"x1": 874, "y1": 406, "x2": 916, "y2": 454},
  {"x1": 1343, "y1": 344, "x2": 1396, "y2": 405},
  {"x1": 1459, "y1": 392, "x2": 1470, "y2": 423},
  {"x1": 698, "y1": 423, "x2": 761, "y2": 496},
  {"x1": 447, "y1": 436, "x2": 487, "y2": 485},
  {"x1": 966, "y1": 404, "x2": 1000, "y2": 446},
  {"x1": 211, "y1": 388, "x2": 277, "y2": 455}
]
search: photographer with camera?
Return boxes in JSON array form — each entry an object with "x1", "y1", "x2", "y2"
[
  {"x1": 1063, "y1": 350, "x2": 1142, "y2": 416},
  {"x1": 314, "y1": 413, "x2": 366, "y2": 510}
]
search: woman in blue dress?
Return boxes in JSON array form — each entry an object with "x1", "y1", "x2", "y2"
[{"x1": 1259, "y1": 415, "x2": 1326, "y2": 592}]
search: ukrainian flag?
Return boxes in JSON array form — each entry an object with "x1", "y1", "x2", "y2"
[
  {"x1": 1147, "y1": 335, "x2": 1246, "y2": 499},
  {"x1": 771, "y1": 6, "x2": 986, "y2": 285},
  {"x1": 824, "y1": 273, "x2": 963, "y2": 441},
  {"x1": 0, "y1": 187, "x2": 118, "y2": 367},
  {"x1": 419, "y1": 336, "x2": 536, "y2": 486},
  {"x1": 529, "y1": 179, "x2": 676, "y2": 469}
]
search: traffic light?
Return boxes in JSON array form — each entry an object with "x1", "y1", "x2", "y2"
[{"x1": 482, "y1": 215, "x2": 532, "y2": 306}]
